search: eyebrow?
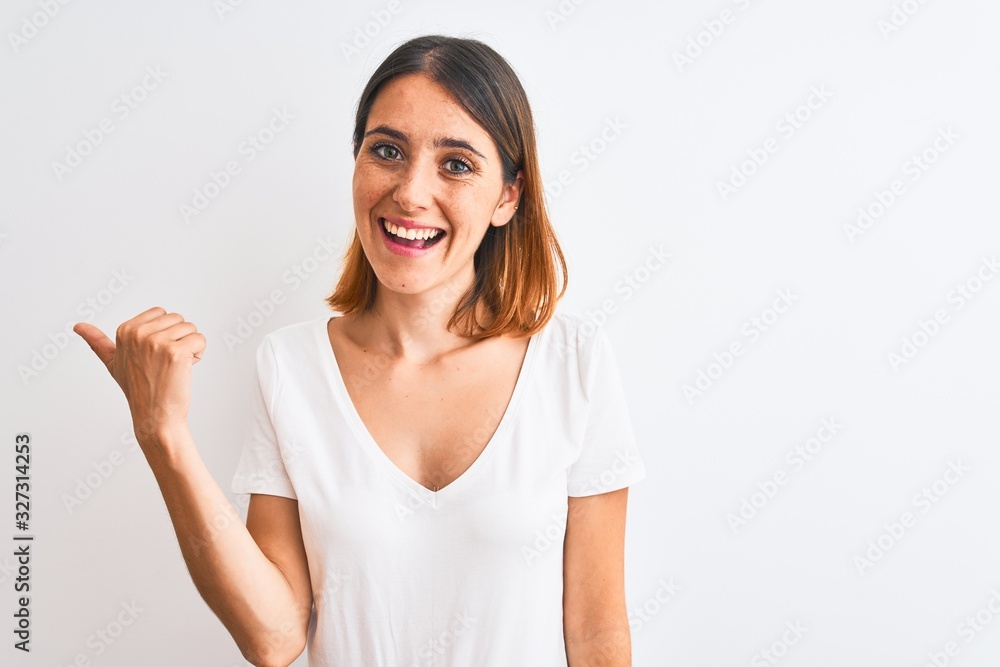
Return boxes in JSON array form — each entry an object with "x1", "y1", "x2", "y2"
[{"x1": 363, "y1": 125, "x2": 488, "y2": 162}]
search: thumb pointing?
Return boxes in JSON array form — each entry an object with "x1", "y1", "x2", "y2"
[{"x1": 73, "y1": 322, "x2": 116, "y2": 370}]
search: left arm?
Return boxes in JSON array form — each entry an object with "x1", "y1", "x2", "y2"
[{"x1": 563, "y1": 487, "x2": 632, "y2": 667}]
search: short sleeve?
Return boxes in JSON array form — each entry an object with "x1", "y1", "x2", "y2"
[
  {"x1": 567, "y1": 324, "x2": 647, "y2": 497},
  {"x1": 230, "y1": 336, "x2": 297, "y2": 499}
]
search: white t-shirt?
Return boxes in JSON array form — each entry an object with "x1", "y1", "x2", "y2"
[{"x1": 230, "y1": 310, "x2": 647, "y2": 666}]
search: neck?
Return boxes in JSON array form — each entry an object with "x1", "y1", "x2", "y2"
[{"x1": 348, "y1": 273, "x2": 493, "y2": 364}]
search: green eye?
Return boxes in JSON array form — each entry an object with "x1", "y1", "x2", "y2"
[
  {"x1": 372, "y1": 143, "x2": 401, "y2": 160},
  {"x1": 445, "y1": 158, "x2": 473, "y2": 174}
]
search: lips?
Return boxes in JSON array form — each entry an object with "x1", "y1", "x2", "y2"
[{"x1": 378, "y1": 217, "x2": 446, "y2": 250}]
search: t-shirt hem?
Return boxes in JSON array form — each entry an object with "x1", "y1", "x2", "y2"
[
  {"x1": 230, "y1": 476, "x2": 298, "y2": 500},
  {"x1": 566, "y1": 463, "x2": 647, "y2": 498}
]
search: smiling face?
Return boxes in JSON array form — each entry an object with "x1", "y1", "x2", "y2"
[{"x1": 351, "y1": 72, "x2": 522, "y2": 299}]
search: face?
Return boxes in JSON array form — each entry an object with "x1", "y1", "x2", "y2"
[{"x1": 352, "y1": 72, "x2": 523, "y2": 298}]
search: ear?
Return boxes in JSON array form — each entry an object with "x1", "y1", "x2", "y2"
[{"x1": 490, "y1": 170, "x2": 524, "y2": 228}]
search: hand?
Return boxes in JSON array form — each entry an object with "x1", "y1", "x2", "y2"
[{"x1": 74, "y1": 307, "x2": 206, "y2": 444}]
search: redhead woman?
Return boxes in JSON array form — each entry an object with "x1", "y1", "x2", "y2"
[{"x1": 74, "y1": 34, "x2": 646, "y2": 667}]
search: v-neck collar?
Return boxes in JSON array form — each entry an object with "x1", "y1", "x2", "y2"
[{"x1": 315, "y1": 315, "x2": 540, "y2": 503}]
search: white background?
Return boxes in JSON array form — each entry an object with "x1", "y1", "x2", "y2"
[{"x1": 2, "y1": 0, "x2": 999, "y2": 665}]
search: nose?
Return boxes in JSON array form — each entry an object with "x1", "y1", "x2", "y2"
[{"x1": 392, "y1": 158, "x2": 435, "y2": 213}]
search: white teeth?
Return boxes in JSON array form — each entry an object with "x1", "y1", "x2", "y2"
[{"x1": 382, "y1": 219, "x2": 440, "y2": 241}]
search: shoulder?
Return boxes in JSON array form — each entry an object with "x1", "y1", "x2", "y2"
[
  {"x1": 258, "y1": 314, "x2": 330, "y2": 350},
  {"x1": 252, "y1": 314, "x2": 331, "y2": 370},
  {"x1": 537, "y1": 308, "x2": 590, "y2": 347},
  {"x1": 536, "y1": 309, "x2": 614, "y2": 389},
  {"x1": 249, "y1": 315, "x2": 332, "y2": 399}
]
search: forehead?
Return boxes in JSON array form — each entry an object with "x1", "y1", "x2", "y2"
[{"x1": 367, "y1": 73, "x2": 491, "y2": 144}]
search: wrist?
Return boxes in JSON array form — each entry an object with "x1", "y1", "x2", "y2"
[{"x1": 140, "y1": 422, "x2": 196, "y2": 472}]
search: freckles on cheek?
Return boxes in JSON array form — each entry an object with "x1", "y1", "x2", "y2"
[{"x1": 353, "y1": 170, "x2": 387, "y2": 211}]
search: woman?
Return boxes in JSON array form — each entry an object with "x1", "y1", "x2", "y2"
[{"x1": 74, "y1": 34, "x2": 646, "y2": 666}]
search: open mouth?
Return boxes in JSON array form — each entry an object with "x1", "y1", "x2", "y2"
[{"x1": 379, "y1": 218, "x2": 446, "y2": 250}]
